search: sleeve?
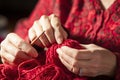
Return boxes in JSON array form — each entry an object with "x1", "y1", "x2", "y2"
[
  {"x1": 14, "y1": 0, "x2": 71, "y2": 41},
  {"x1": 14, "y1": 0, "x2": 54, "y2": 40}
]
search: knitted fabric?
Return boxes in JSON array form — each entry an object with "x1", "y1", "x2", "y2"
[
  {"x1": 14, "y1": 0, "x2": 120, "y2": 79},
  {"x1": 0, "y1": 39, "x2": 87, "y2": 80}
]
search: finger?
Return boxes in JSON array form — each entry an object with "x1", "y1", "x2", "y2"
[
  {"x1": 0, "y1": 50, "x2": 15, "y2": 64},
  {"x1": 1, "y1": 58, "x2": 7, "y2": 64},
  {"x1": 0, "y1": 48, "x2": 11, "y2": 64},
  {"x1": 1, "y1": 57, "x2": 14, "y2": 65},
  {"x1": 50, "y1": 14, "x2": 65, "y2": 44},
  {"x1": 6, "y1": 33, "x2": 38, "y2": 58},
  {"x1": 39, "y1": 15, "x2": 55, "y2": 44},
  {"x1": 60, "y1": 46, "x2": 92, "y2": 60},
  {"x1": 59, "y1": 54, "x2": 79, "y2": 74},
  {"x1": 1, "y1": 57, "x2": 13, "y2": 65},
  {"x1": 32, "y1": 21, "x2": 45, "y2": 47},
  {"x1": 29, "y1": 27, "x2": 44, "y2": 47},
  {"x1": 13, "y1": 51, "x2": 33, "y2": 64},
  {"x1": 80, "y1": 44, "x2": 102, "y2": 51},
  {"x1": 60, "y1": 27, "x2": 68, "y2": 40},
  {"x1": 32, "y1": 21, "x2": 43, "y2": 37},
  {"x1": 57, "y1": 48, "x2": 90, "y2": 69},
  {"x1": 1, "y1": 42, "x2": 33, "y2": 63},
  {"x1": 57, "y1": 48, "x2": 74, "y2": 65},
  {"x1": 28, "y1": 27, "x2": 36, "y2": 41},
  {"x1": 1, "y1": 40, "x2": 32, "y2": 59},
  {"x1": 0, "y1": 39, "x2": 11, "y2": 53},
  {"x1": 1, "y1": 39, "x2": 20, "y2": 56},
  {"x1": 58, "y1": 56, "x2": 71, "y2": 72},
  {"x1": 1, "y1": 49, "x2": 33, "y2": 65}
]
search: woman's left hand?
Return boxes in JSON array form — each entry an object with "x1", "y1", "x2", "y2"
[{"x1": 57, "y1": 44, "x2": 116, "y2": 77}]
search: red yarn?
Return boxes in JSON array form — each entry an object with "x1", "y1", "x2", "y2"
[{"x1": 0, "y1": 39, "x2": 88, "y2": 80}]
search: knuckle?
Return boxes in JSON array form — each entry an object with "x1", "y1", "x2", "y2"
[
  {"x1": 89, "y1": 44, "x2": 99, "y2": 49},
  {"x1": 28, "y1": 27, "x2": 35, "y2": 35},
  {"x1": 6, "y1": 33, "x2": 15, "y2": 39},
  {"x1": 28, "y1": 27, "x2": 32, "y2": 33},
  {"x1": 54, "y1": 21, "x2": 60, "y2": 28},
  {"x1": 52, "y1": 20, "x2": 61, "y2": 28},
  {"x1": 28, "y1": 28, "x2": 36, "y2": 41},
  {"x1": 89, "y1": 44, "x2": 95, "y2": 47},
  {"x1": 50, "y1": 14, "x2": 56, "y2": 17},
  {"x1": 28, "y1": 31, "x2": 32, "y2": 38},
  {"x1": 1, "y1": 40, "x2": 7, "y2": 48},
  {"x1": 0, "y1": 41, "x2": 5, "y2": 47},
  {"x1": 40, "y1": 15, "x2": 48, "y2": 20},
  {"x1": 33, "y1": 20, "x2": 38, "y2": 25},
  {"x1": 32, "y1": 21, "x2": 39, "y2": 28},
  {"x1": 51, "y1": 16, "x2": 61, "y2": 28}
]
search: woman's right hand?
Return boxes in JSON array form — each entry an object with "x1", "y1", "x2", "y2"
[
  {"x1": 0, "y1": 33, "x2": 38, "y2": 65},
  {"x1": 29, "y1": 14, "x2": 68, "y2": 47}
]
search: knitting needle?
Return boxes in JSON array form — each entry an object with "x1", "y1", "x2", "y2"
[{"x1": 30, "y1": 31, "x2": 45, "y2": 45}]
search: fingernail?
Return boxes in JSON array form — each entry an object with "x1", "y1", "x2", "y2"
[
  {"x1": 56, "y1": 48, "x2": 61, "y2": 54},
  {"x1": 57, "y1": 38, "x2": 63, "y2": 44}
]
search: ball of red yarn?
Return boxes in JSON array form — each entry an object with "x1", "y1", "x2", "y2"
[{"x1": 0, "y1": 39, "x2": 88, "y2": 80}]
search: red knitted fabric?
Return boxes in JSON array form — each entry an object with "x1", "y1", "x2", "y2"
[
  {"x1": 14, "y1": 0, "x2": 120, "y2": 79},
  {"x1": 0, "y1": 39, "x2": 88, "y2": 80}
]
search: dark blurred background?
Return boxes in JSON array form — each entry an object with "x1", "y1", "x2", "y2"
[{"x1": 0, "y1": 0, "x2": 37, "y2": 41}]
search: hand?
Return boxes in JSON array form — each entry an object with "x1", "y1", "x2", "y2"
[
  {"x1": 57, "y1": 44, "x2": 116, "y2": 77},
  {"x1": 28, "y1": 14, "x2": 68, "y2": 47},
  {"x1": 0, "y1": 33, "x2": 38, "y2": 65}
]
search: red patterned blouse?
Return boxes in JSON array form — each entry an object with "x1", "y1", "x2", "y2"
[{"x1": 14, "y1": 0, "x2": 120, "y2": 79}]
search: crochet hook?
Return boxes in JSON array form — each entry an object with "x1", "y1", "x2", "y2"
[{"x1": 30, "y1": 31, "x2": 45, "y2": 45}]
